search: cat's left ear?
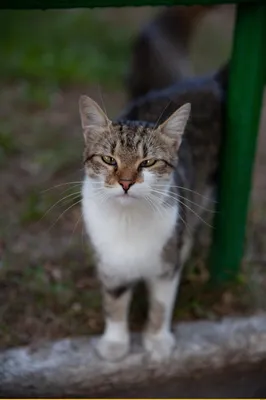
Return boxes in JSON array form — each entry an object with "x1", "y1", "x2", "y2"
[
  {"x1": 79, "y1": 95, "x2": 111, "y2": 131},
  {"x1": 158, "y1": 103, "x2": 191, "y2": 148}
]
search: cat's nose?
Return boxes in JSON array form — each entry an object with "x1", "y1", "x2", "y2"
[{"x1": 119, "y1": 179, "x2": 134, "y2": 193}]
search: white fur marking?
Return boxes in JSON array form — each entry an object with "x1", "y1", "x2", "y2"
[
  {"x1": 144, "y1": 273, "x2": 180, "y2": 361},
  {"x1": 82, "y1": 176, "x2": 178, "y2": 285},
  {"x1": 96, "y1": 320, "x2": 130, "y2": 361},
  {"x1": 102, "y1": 319, "x2": 129, "y2": 343}
]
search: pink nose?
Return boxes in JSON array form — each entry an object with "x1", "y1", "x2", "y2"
[{"x1": 119, "y1": 179, "x2": 134, "y2": 192}]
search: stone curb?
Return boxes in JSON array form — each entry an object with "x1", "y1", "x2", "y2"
[{"x1": 1, "y1": 314, "x2": 266, "y2": 397}]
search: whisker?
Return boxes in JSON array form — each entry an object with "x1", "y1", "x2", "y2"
[
  {"x1": 177, "y1": 197, "x2": 213, "y2": 229},
  {"x1": 150, "y1": 189, "x2": 213, "y2": 229},
  {"x1": 68, "y1": 213, "x2": 82, "y2": 247},
  {"x1": 148, "y1": 192, "x2": 193, "y2": 237},
  {"x1": 144, "y1": 196, "x2": 155, "y2": 213},
  {"x1": 48, "y1": 199, "x2": 82, "y2": 232},
  {"x1": 151, "y1": 188, "x2": 215, "y2": 213},
  {"x1": 60, "y1": 183, "x2": 83, "y2": 195},
  {"x1": 145, "y1": 194, "x2": 164, "y2": 218},
  {"x1": 40, "y1": 191, "x2": 81, "y2": 222},
  {"x1": 175, "y1": 204, "x2": 193, "y2": 237},
  {"x1": 153, "y1": 100, "x2": 172, "y2": 131},
  {"x1": 178, "y1": 194, "x2": 217, "y2": 214},
  {"x1": 153, "y1": 184, "x2": 217, "y2": 203},
  {"x1": 42, "y1": 181, "x2": 83, "y2": 193},
  {"x1": 176, "y1": 194, "x2": 215, "y2": 213},
  {"x1": 98, "y1": 85, "x2": 108, "y2": 117}
]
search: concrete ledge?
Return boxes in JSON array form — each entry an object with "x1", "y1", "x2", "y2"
[{"x1": 1, "y1": 314, "x2": 266, "y2": 397}]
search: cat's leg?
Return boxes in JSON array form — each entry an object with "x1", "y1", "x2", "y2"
[
  {"x1": 144, "y1": 270, "x2": 181, "y2": 361},
  {"x1": 96, "y1": 285, "x2": 132, "y2": 362}
]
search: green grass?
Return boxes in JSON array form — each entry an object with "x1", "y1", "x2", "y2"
[
  {"x1": 0, "y1": 10, "x2": 133, "y2": 88},
  {"x1": 0, "y1": 129, "x2": 18, "y2": 164}
]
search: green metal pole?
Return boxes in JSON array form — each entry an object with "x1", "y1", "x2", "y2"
[{"x1": 210, "y1": 3, "x2": 266, "y2": 283}]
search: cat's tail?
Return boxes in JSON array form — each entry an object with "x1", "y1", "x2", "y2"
[
  {"x1": 212, "y1": 62, "x2": 229, "y2": 105},
  {"x1": 215, "y1": 63, "x2": 229, "y2": 92},
  {"x1": 126, "y1": 5, "x2": 217, "y2": 100}
]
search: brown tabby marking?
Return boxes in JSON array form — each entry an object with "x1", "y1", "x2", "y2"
[{"x1": 103, "y1": 288, "x2": 132, "y2": 322}]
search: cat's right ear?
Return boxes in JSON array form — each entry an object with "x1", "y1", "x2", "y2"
[
  {"x1": 79, "y1": 95, "x2": 111, "y2": 139},
  {"x1": 159, "y1": 103, "x2": 191, "y2": 148}
]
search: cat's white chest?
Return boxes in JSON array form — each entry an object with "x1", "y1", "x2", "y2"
[{"x1": 82, "y1": 181, "x2": 178, "y2": 284}]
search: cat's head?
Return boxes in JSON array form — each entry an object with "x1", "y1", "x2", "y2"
[{"x1": 79, "y1": 95, "x2": 190, "y2": 205}]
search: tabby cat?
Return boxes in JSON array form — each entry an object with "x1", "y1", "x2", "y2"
[{"x1": 79, "y1": 66, "x2": 226, "y2": 362}]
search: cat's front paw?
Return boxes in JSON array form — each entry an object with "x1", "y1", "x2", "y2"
[
  {"x1": 143, "y1": 331, "x2": 175, "y2": 362},
  {"x1": 95, "y1": 337, "x2": 129, "y2": 362}
]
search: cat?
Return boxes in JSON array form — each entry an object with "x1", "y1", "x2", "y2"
[
  {"x1": 79, "y1": 65, "x2": 226, "y2": 362},
  {"x1": 126, "y1": 5, "x2": 217, "y2": 99}
]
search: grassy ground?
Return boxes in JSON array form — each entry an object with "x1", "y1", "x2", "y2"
[{"x1": 1, "y1": 6, "x2": 266, "y2": 349}]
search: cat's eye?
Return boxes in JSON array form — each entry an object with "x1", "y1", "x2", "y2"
[
  {"x1": 139, "y1": 159, "x2": 157, "y2": 168},
  {"x1": 101, "y1": 155, "x2": 117, "y2": 166}
]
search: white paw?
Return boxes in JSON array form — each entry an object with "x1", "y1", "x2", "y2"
[
  {"x1": 95, "y1": 337, "x2": 129, "y2": 362},
  {"x1": 143, "y1": 331, "x2": 176, "y2": 362}
]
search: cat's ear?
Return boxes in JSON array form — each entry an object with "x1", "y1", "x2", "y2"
[
  {"x1": 159, "y1": 103, "x2": 191, "y2": 147},
  {"x1": 79, "y1": 95, "x2": 111, "y2": 131}
]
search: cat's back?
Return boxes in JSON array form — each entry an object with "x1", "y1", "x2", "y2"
[{"x1": 121, "y1": 71, "x2": 225, "y2": 131}]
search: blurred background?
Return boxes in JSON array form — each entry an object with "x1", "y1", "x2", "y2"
[{"x1": 0, "y1": 6, "x2": 266, "y2": 350}]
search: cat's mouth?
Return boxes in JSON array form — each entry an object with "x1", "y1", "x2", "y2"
[
  {"x1": 115, "y1": 193, "x2": 137, "y2": 199},
  {"x1": 114, "y1": 192, "x2": 139, "y2": 204}
]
